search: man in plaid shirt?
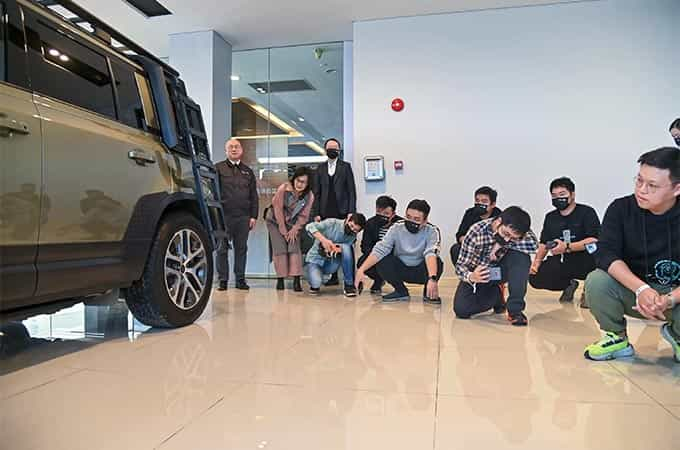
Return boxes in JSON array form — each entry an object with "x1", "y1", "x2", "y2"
[{"x1": 454, "y1": 206, "x2": 538, "y2": 326}]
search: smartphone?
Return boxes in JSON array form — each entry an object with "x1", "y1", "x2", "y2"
[{"x1": 488, "y1": 266, "x2": 502, "y2": 281}]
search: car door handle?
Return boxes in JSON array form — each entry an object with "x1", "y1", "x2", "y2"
[
  {"x1": 128, "y1": 149, "x2": 156, "y2": 165},
  {"x1": 0, "y1": 113, "x2": 30, "y2": 137}
]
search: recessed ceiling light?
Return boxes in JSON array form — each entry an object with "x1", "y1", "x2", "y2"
[
  {"x1": 59, "y1": 54, "x2": 70, "y2": 62},
  {"x1": 325, "y1": 69, "x2": 337, "y2": 74},
  {"x1": 231, "y1": 75, "x2": 240, "y2": 81},
  {"x1": 298, "y1": 117, "x2": 305, "y2": 122},
  {"x1": 48, "y1": 49, "x2": 60, "y2": 57}
]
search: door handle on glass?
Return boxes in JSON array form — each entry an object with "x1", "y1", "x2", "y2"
[
  {"x1": 0, "y1": 115, "x2": 30, "y2": 137},
  {"x1": 128, "y1": 150, "x2": 156, "y2": 165}
]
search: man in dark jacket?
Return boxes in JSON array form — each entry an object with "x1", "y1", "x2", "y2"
[
  {"x1": 450, "y1": 186, "x2": 502, "y2": 266},
  {"x1": 312, "y1": 138, "x2": 357, "y2": 285},
  {"x1": 215, "y1": 138, "x2": 258, "y2": 291},
  {"x1": 670, "y1": 118, "x2": 680, "y2": 147},
  {"x1": 584, "y1": 147, "x2": 680, "y2": 363},
  {"x1": 358, "y1": 195, "x2": 403, "y2": 294}
]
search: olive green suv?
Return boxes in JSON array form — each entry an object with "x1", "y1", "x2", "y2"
[{"x1": 0, "y1": 0, "x2": 218, "y2": 327}]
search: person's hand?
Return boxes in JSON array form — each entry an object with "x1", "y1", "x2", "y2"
[
  {"x1": 355, "y1": 270, "x2": 365, "y2": 290},
  {"x1": 470, "y1": 266, "x2": 490, "y2": 284},
  {"x1": 654, "y1": 294, "x2": 674, "y2": 312},
  {"x1": 551, "y1": 240, "x2": 567, "y2": 255},
  {"x1": 285, "y1": 229, "x2": 298, "y2": 244},
  {"x1": 530, "y1": 259, "x2": 542, "y2": 275},
  {"x1": 249, "y1": 218, "x2": 257, "y2": 230},
  {"x1": 314, "y1": 216, "x2": 322, "y2": 223},
  {"x1": 321, "y1": 239, "x2": 337, "y2": 255},
  {"x1": 633, "y1": 288, "x2": 667, "y2": 321},
  {"x1": 426, "y1": 279, "x2": 439, "y2": 299}
]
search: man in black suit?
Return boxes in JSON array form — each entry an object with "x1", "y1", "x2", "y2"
[{"x1": 312, "y1": 138, "x2": 357, "y2": 285}]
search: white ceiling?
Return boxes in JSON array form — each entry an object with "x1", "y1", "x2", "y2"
[{"x1": 74, "y1": 0, "x2": 588, "y2": 56}]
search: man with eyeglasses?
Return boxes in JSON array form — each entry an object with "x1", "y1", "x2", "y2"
[
  {"x1": 584, "y1": 147, "x2": 680, "y2": 362},
  {"x1": 357, "y1": 196, "x2": 403, "y2": 294},
  {"x1": 529, "y1": 177, "x2": 601, "y2": 307},
  {"x1": 453, "y1": 206, "x2": 538, "y2": 326}
]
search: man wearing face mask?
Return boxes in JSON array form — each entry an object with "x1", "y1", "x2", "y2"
[
  {"x1": 355, "y1": 199, "x2": 444, "y2": 304},
  {"x1": 670, "y1": 118, "x2": 680, "y2": 147},
  {"x1": 450, "y1": 186, "x2": 502, "y2": 266},
  {"x1": 529, "y1": 177, "x2": 601, "y2": 306},
  {"x1": 312, "y1": 138, "x2": 358, "y2": 286},
  {"x1": 358, "y1": 196, "x2": 403, "y2": 294},
  {"x1": 305, "y1": 213, "x2": 366, "y2": 297},
  {"x1": 454, "y1": 206, "x2": 538, "y2": 326}
]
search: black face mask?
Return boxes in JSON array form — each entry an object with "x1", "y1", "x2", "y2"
[
  {"x1": 674, "y1": 137, "x2": 680, "y2": 147},
  {"x1": 473, "y1": 203, "x2": 489, "y2": 215},
  {"x1": 376, "y1": 215, "x2": 390, "y2": 227},
  {"x1": 405, "y1": 220, "x2": 420, "y2": 234},
  {"x1": 344, "y1": 225, "x2": 355, "y2": 236},
  {"x1": 326, "y1": 149, "x2": 340, "y2": 160},
  {"x1": 552, "y1": 197, "x2": 570, "y2": 211}
]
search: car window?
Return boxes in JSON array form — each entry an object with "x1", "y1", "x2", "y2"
[
  {"x1": 110, "y1": 58, "x2": 146, "y2": 130},
  {"x1": 134, "y1": 72, "x2": 159, "y2": 133},
  {"x1": 23, "y1": 10, "x2": 116, "y2": 119}
]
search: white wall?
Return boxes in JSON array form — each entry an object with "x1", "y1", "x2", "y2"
[{"x1": 354, "y1": 0, "x2": 679, "y2": 275}]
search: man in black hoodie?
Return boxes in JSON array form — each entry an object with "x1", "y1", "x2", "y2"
[
  {"x1": 584, "y1": 147, "x2": 680, "y2": 362},
  {"x1": 450, "y1": 186, "x2": 502, "y2": 266},
  {"x1": 358, "y1": 195, "x2": 403, "y2": 294}
]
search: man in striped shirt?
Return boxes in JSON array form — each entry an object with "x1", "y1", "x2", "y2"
[{"x1": 454, "y1": 206, "x2": 538, "y2": 326}]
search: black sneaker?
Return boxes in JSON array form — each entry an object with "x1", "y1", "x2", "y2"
[
  {"x1": 236, "y1": 280, "x2": 250, "y2": 291},
  {"x1": 324, "y1": 273, "x2": 340, "y2": 286},
  {"x1": 382, "y1": 290, "x2": 410, "y2": 303},
  {"x1": 423, "y1": 296, "x2": 442, "y2": 305},
  {"x1": 493, "y1": 302, "x2": 507, "y2": 314},
  {"x1": 293, "y1": 276, "x2": 303, "y2": 292},
  {"x1": 370, "y1": 281, "x2": 384, "y2": 294},
  {"x1": 309, "y1": 287, "x2": 321, "y2": 296},
  {"x1": 508, "y1": 311, "x2": 528, "y2": 326},
  {"x1": 216, "y1": 281, "x2": 228, "y2": 291},
  {"x1": 559, "y1": 280, "x2": 579, "y2": 303},
  {"x1": 344, "y1": 285, "x2": 357, "y2": 298},
  {"x1": 276, "y1": 278, "x2": 285, "y2": 290},
  {"x1": 579, "y1": 291, "x2": 589, "y2": 309}
]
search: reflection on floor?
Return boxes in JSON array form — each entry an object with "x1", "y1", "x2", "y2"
[{"x1": 1, "y1": 279, "x2": 679, "y2": 450}]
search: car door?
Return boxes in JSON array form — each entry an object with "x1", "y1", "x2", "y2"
[
  {"x1": 21, "y1": 5, "x2": 166, "y2": 301},
  {"x1": 0, "y1": 0, "x2": 43, "y2": 309}
]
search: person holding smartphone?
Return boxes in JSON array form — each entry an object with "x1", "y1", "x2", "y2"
[
  {"x1": 529, "y1": 177, "x2": 601, "y2": 307},
  {"x1": 453, "y1": 207, "x2": 538, "y2": 326}
]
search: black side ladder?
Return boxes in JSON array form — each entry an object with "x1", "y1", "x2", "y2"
[{"x1": 171, "y1": 83, "x2": 228, "y2": 250}]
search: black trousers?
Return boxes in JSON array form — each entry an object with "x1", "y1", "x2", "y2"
[
  {"x1": 454, "y1": 249, "x2": 531, "y2": 317},
  {"x1": 376, "y1": 254, "x2": 444, "y2": 295},
  {"x1": 357, "y1": 254, "x2": 382, "y2": 286},
  {"x1": 529, "y1": 253, "x2": 596, "y2": 291},
  {"x1": 216, "y1": 215, "x2": 250, "y2": 283}
]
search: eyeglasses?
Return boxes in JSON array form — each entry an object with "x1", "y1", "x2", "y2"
[{"x1": 633, "y1": 176, "x2": 672, "y2": 194}]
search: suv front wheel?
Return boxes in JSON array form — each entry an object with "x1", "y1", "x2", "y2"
[{"x1": 126, "y1": 212, "x2": 213, "y2": 327}]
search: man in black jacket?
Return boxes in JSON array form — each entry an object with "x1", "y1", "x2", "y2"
[
  {"x1": 450, "y1": 186, "x2": 502, "y2": 266},
  {"x1": 584, "y1": 147, "x2": 680, "y2": 363},
  {"x1": 670, "y1": 118, "x2": 680, "y2": 147},
  {"x1": 312, "y1": 138, "x2": 357, "y2": 285},
  {"x1": 358, "y1": 196, "x2": 403, "y2": 294},
  {"x1": 215, "y1": 138, "x2": 258, "y2": 291}
]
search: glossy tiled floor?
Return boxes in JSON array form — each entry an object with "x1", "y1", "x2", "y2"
[{"x1": 1, "y1": 279, "x2": 679, "y2": 450}]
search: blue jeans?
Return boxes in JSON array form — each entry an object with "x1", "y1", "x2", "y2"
[{"x1": 305, "y1": 243, "x2": 355, "y2": 288}]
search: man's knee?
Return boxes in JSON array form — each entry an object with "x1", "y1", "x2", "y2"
[{"x1": 585, "y1": 269, "x2": 618, "y2": 310}]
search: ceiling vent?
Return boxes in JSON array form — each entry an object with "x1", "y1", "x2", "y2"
[{"x1": 122, "y1": 0, "x2": 172, "y2": 18}]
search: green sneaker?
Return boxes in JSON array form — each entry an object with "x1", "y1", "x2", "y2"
[
  {"x1": 584, "y1": 332, "x2": 635, "y2": 361},
  {"x1": 660, "y1": 324, "x2": 680, "y2": 363}
]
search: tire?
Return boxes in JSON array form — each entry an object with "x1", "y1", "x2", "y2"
[{"x1": 126, "y1": 212, "x2": 213, "y2": 328}]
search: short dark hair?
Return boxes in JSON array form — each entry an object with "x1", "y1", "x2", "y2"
[
  {"x1": 376, "y1": 195, "x2": 397, "y2": 210},
  {"x1": 406, "y1": 199, "x2": 431, "y2": 217},
  {"x1": 290, "y1": 166, "x2": 312, "y2": 197},
  {"x1": 669, "y1": 118, "x2": 680, "y2": 132},
  {"x1": 499, "y1": 206, "x2": 531, "y2": 236},
  {"x1": 324, "y1": 138, "x2": 342, "y2": 150},
  {"x1": 638, "y1": 147, "x2": 680, "y2": 184},
  {"x1": 549, "y1": 177, "x2": 575, "y2": 193},
  {"x1": 349, "y1": 213, "x2": 367, "y2": 229},
  {"x1": 474, "y1": 186, "x2": 497, "y2": 203}
]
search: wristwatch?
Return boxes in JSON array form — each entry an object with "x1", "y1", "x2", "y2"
[
  {"x1": 667, "y1": 293, "x2": 678, "y2": 309},
  {"x1": 429, "y1": 275, "x2": 437, "y2": 282},
  {"x1": 565, "y1": 242, "x2": 572, "y2": 253}
]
